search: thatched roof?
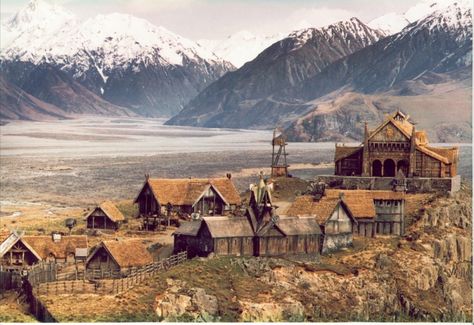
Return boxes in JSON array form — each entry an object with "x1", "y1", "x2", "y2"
[
  {"x1": 23, "y1": 235, "x2": 88, "y2": 259},
  {"x1": 92, "y1": 239, "x2": 153, "y2": 268},
  {"x1": 0, "y1": 227, "x2": 10, "y2": 244},
  {"x1": 287, "y1": 195, "x2": 338, "y2": 224},
  {"x1": 138, "y1": 177, "x2": 241, "y2": 206},
  {"x1": 326, "y1": 189, "x2": 404, "y2": 218},
  {"x1": 203, "y1": 217, "x2": 255, "y2": 238},
  {"x1": 276, "y1": 217, "x2": 321, "y2": 235},
  {"x1": 0, "y1": 233, "x2": 41, "y2": 261},
  {"x1": 173, "y1": 220, "x2": 202, "y2": 236},
  {"x1": 87, "y1": 201, "x2": 125, "y2": 222}
]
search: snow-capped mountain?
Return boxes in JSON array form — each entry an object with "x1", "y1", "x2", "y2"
[
  {"x1": 368, "y1": 0, "x2": 472, "y2": 35},
  {"x1": 167, "y1": 2, "x2": 472, "y2": 136},
  {"x1": 166, "y1": 18, "x2": 385, "y2": 128},
  {"x1": 1, "y1": 0, "x2": 234, "y2": 117},
  {"x1": 198, "y1": 30, "x2": 284, "y2": 68},
  {"x1": 0, "y1": 0, "x2": 75, "y2": 49},
  {"x1": 281, "y1": 1, "x2": 472, "y2": 142}
]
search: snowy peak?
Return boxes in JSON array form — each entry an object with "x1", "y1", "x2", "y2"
[
  {"x1": 5, "y1": 0, "x2": 74, "y2": 29},
  {"x1": 369, "y1": 0, "x2": 472, "y2": 35},
  {"x1": 199, "y1": 30, "x2": 283, "y2": 68},
  {"x1": 288, "y1": 17, "x2": 385, "y2": 50},
  {"x1": 1, "y1": 4, "x2": 230, "y2": 69},
  {"x1": 1, "y1": 0, "x2": 76, "y2": 49},
  {"x1": 397, "y1": 2, "x2": 472, "y2": 42}
]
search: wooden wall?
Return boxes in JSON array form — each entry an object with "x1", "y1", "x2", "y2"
[
  {"x1": 374, "y1": 199, "x2": 404, "y2": 236},
  {"x1": 352, "y1": 219, "x2": 375, "y2": 237},
  {"x1": 87, "y1": 209, "x2": 118, "y2": 230},
  {"x1": 86, "y1": 247, "x2": 120, "y2": 273}
]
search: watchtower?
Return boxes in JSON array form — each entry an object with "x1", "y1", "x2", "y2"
[{"x1": 271, "y1": 129, "x2": 289, "y2": 177}]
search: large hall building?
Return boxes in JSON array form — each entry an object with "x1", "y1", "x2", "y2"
[{"x1": 334, "y1": 111, "x2": 458, "y2": 178}]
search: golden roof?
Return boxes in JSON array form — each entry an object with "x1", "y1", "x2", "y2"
[
  {"x1": 98, "y1": 239, "x2": 153, "y2": 268},
  {"x1": 139, "y1": 177, "x2": 241, "y2": 206},
  {"x1": 87, "y1": 201, "x2": 125, "y2": 222},
  {"x1": 23, "y1": 235, "x2": 88, "y2": 260}
]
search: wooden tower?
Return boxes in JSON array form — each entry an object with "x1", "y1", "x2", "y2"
[{"x1": 271, "y1": 129, "x2": 289, "y2": 177}]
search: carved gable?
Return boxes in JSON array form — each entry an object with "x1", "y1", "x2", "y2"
[{"x1": 369, "y1": 122, "x2": 409, "y2": 142}]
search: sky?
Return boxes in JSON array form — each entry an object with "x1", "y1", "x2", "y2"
[{"x1": 0, "y1": 0, "x2": 425, "y2": 40}]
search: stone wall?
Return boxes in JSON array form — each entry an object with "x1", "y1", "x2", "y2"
[{"x1": 314, "y1": 175, "x2": 461, "y2": 193}]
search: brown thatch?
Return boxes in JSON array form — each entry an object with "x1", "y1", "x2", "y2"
[
  {"x1": 23, "y1": 235, "x2": 88, "y2": 260},
  {"x1": 87, "y1": 201, "x2": 125, "y2": 222},
  {"x1": 325, "y1": 189, "x2": 405, "y2": 218},
  {"x1": 142, "y1": 178, "x2": 241, "y2": 206},
  {"x1": 287, "y1": 195, "x2": 339, "y2": 224},
  {"x1": 202, "y1": 216, "x2": 254, "y2": 238},
  {"x1": 99, "y1": 239, "x2": 153, "y2": 268},
  {"x1": 334, "y1": 146, "x2": 362, "y2": 162},
  {"x1": 0, "y1": 227, "x2": 10, "y2": 244},
  {"x1": 276, "y1": 217, "x2": 322, "y2": 235}
]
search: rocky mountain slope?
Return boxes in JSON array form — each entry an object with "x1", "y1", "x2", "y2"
[
  {"x1": 166, "y1": 18, "x2": 385, "y2": 128},
  {"x1": 1, "y1": 62, "x2": 134, "y2": 117},
  {"x1": 1, "y1": 0, "x2": 234, "y2": 118},
  {"x1": 168, "y1": 2, "x2": 472, "y2": 143},
  {"x1": 0, "y1": 76, "x2": 69, "y2": 121}
]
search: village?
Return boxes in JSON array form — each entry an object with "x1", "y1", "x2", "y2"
[{"x1": 0, "y1": 111, "x2": 471, "y2": 322}]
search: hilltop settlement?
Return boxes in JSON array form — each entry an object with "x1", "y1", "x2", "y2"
[{"x1": 0, "y1": 111, "x2": 471, "y2": 322}]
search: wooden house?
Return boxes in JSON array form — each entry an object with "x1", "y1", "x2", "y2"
[
  {"x1": 86, "y1": 201, "x2": 125, "y2": 230},
  {"x1": 287, "y1": 195, "x2": 356, "y2": 254},
  {"x1": 0, "y1": 232, "x2": 88, "y2": 270},
  {"x1": 173, "y1": 217, "x2": 255, "y2": 258},
  {"x1": 334, "y1": 110, "x2": 458, "y2": 178},
  {"x1": 325, "y1": 189, "x2": 405, "y2": 236},
  {"x1": 134, "y1": 176, "x2": 241, "y2": 220},
  {"x1": 0, "y1": 233, "x2": 41, "y2": 271},
  {"x1": 173, "y1": 175, "x2": 322, "y2": 257},
  {"x1": 86, "y1": 239, "x2": 153, "y2": 275}
]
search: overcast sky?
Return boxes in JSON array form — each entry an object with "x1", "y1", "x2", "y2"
[{"x1": 1, "y1": 0, "x2": 423, "y2": 40}]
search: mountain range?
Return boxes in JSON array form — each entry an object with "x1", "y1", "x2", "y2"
[
  {"x1": 1, "y1": 0, "x2": 472, "y2": 143},
  {"x1": 1, "y1": 0, "x2": 233, "y2": 118},
  {"x1": 166, "y1": 1, "x2": 472, "y2": 142}
]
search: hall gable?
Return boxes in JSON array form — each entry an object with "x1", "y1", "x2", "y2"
[{"x1": 369, "y1": 121, "x2": 409, "y2": 143}]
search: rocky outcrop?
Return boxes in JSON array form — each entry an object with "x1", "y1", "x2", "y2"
[
  {"x1": 240, "y1": 298, "x2": 305, "y2": 322},
  {"x1": 155, "y1": 279, "x2": 219, "y2": 321}
]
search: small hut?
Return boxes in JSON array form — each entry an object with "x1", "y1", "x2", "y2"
[
  {"x1": 173, "y1": 217, "x2": 254, "y2": 258},
  {"x1": 86, "y1": 239, "x2": 153, "y2": 275},
  {"x1": 86, "y1": 201, "x2": 125, "y2": 231}
]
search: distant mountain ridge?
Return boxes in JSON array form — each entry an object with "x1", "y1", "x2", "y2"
[
  {"x1": 166, "y1": 18, "x2": 385, "y2": 129},
  {"x1": 166, "y1": 2, "x2": 472, "y2": 143},
  {"x1": 1, "y1": 0, "x2": 234, "y2": 119}
]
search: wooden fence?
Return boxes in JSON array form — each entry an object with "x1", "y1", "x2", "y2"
[
  {"x1": 31, "y1": 251, "x2": 187, "y2": 296},
  {"x1": 0, "y1": 270, "x2": 21, "y2": 293}
]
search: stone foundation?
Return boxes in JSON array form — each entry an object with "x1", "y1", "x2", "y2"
[{"x1": 315, "y1": 175, "x2": 461, "y2": 193}]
